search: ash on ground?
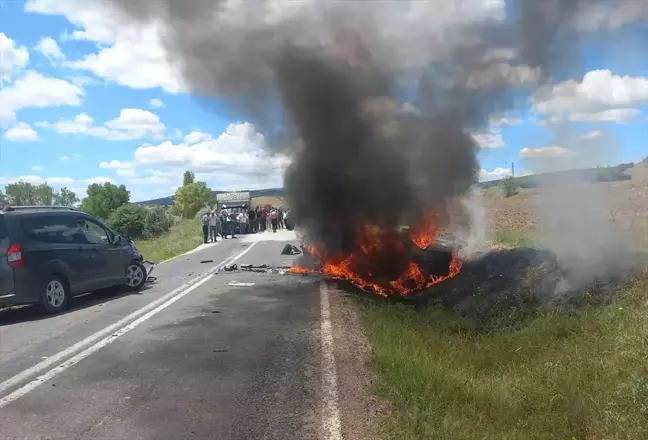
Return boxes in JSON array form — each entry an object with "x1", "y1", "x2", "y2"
[{"x1": 339, "y1": 247, "x2": 647, "y2": 332}]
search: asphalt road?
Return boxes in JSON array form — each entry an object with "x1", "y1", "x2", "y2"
[{"x1": 0, "y1": 231, "x2": 334, "y2": 440}]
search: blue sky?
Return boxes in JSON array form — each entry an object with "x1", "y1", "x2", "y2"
[{"x1": 1, "y1": 0, "x2": 647, "y2": 202}]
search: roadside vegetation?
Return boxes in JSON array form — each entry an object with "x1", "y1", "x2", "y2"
[
  {"x1": 359, "y1": 164, "x2": 648, "y2": 440},
  {"x1": 134, "y1": 218, "x2": 203, "y2": 263}
]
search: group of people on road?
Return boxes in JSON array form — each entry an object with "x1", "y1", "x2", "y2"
[{"x1": 200, "y1": 206, "x2": 293, "y2": 244}]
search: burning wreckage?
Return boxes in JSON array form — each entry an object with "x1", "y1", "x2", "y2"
[{"x1": 287, "y1": 214, "x2": 462, "y2": 297}]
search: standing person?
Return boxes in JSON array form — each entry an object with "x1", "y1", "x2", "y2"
[
  {"x1": 209, "y1": 210, "x2": 219, "y2": 242},
  {"x1": 269, "y1": 208, "x2": 279, "y2": 233},
  {"x1": 284, "y1": 208, "x2": 294, "y2": 230},
  {"x1": 220, "y1": 210, "x2": 230, "y2": 239},
  {"x1": 228, "y1": 212, "x2": 237, "y2": 238},
  {"x1": 237, "y1": 211, "x2": 248, "y2": 234},
  {"x1": 200, "y1": 212, "x2": 210, "y2": 244},
  {"x1": 248, "y1": 208, "x2": 256, "y2": 233},
  {"x1": 260, "y1": 208, "x2": 267, "y2": 232},
  {"x1": 278, "y1": 209, "x2": 284, "y2": 229}
]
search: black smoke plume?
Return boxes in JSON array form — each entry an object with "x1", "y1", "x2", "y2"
[{"x1": 101, "y1": 0, "x2": 622, "y2": 253}]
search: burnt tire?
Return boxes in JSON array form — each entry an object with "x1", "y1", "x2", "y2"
[
  {"x1": 125, "y1": 262, "x2": 147, "y2": 291},
  {"x1": 38, "y1": 275, "x2": 70, "y2": 315}
]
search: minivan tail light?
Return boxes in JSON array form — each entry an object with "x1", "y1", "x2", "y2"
[{"x1": 7, "y1": 244, "x2": 23, "y2": 268}]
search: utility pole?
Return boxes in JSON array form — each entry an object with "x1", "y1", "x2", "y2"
[{"x1": 511, "y1": 162, "x2": 515, "y2": 179}]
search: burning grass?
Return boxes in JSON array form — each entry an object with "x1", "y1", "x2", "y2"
[{"x1": 355, "y1": 229, "x2": 648, "y2": 440}]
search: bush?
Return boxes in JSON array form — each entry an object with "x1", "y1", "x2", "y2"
[
  {"x1": 108, "y1": 204, "x2": 147, "y2": 239},
  {"x1": 500, "y1": 176, "x2": 519, "y2": 198},
  {"x1": 517, "y1": 178, "x2": 539, "y2": 189},
  {"x1": 108, "y1": 205, "x2": 175, "y2": 239},
  {"x1": 142, "y1": 207, "x2": 174, "y2": 239},
  {"x1": 592, "y1": 168, "x2": 632, "y2": 183}
]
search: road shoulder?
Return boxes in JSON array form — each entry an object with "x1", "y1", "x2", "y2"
[{"x1": 328, "y1": 287, "x2": 390, "y2": 440}]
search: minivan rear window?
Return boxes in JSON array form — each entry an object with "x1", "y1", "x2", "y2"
[{"x1": 21, "y1": 215, "x2": 84, "y2": 244}]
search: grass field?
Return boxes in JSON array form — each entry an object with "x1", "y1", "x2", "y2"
[
  {"x1": 359, "y1": 164, "x2": 648, "y2": 440},
  {"x1": 134, "y1": 218, "x2": 203, "y2": 263}
]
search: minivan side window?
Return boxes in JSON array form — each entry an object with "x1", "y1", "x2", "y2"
[
  {"x1": 21, "y1": 215, "x2": 84, "y2": 244},
  {"x1": 77, "y1": 218, "x2": 112, "y2": 245},
  {"x1": 0, "y1": 216, "x2": 8, "y2": 244}
]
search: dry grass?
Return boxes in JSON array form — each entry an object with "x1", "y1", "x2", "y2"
[
  {"x1": 359, "y1": 164, "x2": 648, "y2": 440},
  {"x1": 482, "y1": 164, "x2": 648, "y2": 234},
  {"x1": 251, "y1": 196, "x2": 284, "y2": 207}
]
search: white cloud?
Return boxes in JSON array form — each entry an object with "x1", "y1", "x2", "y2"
[
  {"x1": 479, "y1": 167, "x2": 511, "y2": 182},
  {"x1": 63, "y1": 27, "x2": 184, "y2": 93},
  {"x1": 398, "y1": 102, "x2": 421, "y2": 115},
  {"x1": 532, "y1": 70, "x2": 648, "y2": 123},
  {"x1": 184, "y1": 131, "x2": 212, "y2": 145},
  {"x1": 519, "y1": 146, "x2": 574, "y2": 159},
  {"x1": 489, "y1": 115, "x2": 523, "y2": 127},
  {"x1": 38, "y1": 108, "x2": 165, "y2": 141},
  {"x1": 472, "y1": 130, "x2": 505, "y2": 148},
  {"x1": 149, "y1": 98, "x2": 164, "y2": 108},
  {"x1": 60, "y1": 155, "x2": 69, "y2": 162},
  {"x1": 31, "y1": 165, "x2": 43, "y2": 172},
  {"x1": 34, "y1": 37, "x2": 64, "y2": 59},
  {"x1": 104, "y1": 109, "x2": 165, "y2": 134},
  {"x1": 3, "y1": 122, "x2": 40, "y2": 142},
  {"x1": 129, "y1": 122, "x2": 288, "y2": 189},
  {"x1": 580, "y1": 130, "x2": 603, "y2": 140},
  {"x1": 570, "y1": 108, "x2": 640, "y2": 123},
  {"x1": 467, "y1": 63, "x2": 541, "y2": 89},
  {"x1": 99, "y1": 160, "x2": 137, "y2": 178},
  {"x1": 0, "y1": 71, "x2": 83, "y2": 124},
  {"x1": 0, "y1": 175, "x2": 115, "y2": 190},
  {"x1": 0, "y1": 33, "x2": 29, "y2": 82},
  {"x1": 575, "y1": 0, "x2": 648, "y2": 31}
]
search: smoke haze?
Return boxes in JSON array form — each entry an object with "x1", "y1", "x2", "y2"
[{"x1": 101, "y1": 0, "x2": 644, "y2": 279}]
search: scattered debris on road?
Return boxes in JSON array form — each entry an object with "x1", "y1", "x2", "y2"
[
  {"x1": 227, "y1": 281, "x2": 256, "y2": 287},
  {"x1": 143, "y1": 260, "x2": 157, "y2": 283},
  {"x1": 200, "y1": 259, "x2": 214, "y2": 264},
  {"x1": 280, "y1": 244, "x2": 302, "y2": 255}
]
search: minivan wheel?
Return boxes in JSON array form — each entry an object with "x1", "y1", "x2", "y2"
[
  {"x1": 39, "y1": 275, "x2": 69, "y2": 314},
  {"x1": 125, "y1": 262, "x2": 147, "y2": 291}
]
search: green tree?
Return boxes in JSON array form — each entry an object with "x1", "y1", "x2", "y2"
[
  {"x1": 174, "y1": 179, "x2": 213, "y2": 219},
  {"x1": 33, "y1": 183, "x2": 54, "y2": 205},
  {"x1": 183, "y1": 170, "x2": 195, "y2": 186},
  {"x1": 80, "y1": 182, "x2": 130, "y2": 219},
  {"x1": 5, "y1": 181, "x2": 56, "y2": 205},
  {"x1": 53, "y1": 187, "x2": 80, "y2": 207}
]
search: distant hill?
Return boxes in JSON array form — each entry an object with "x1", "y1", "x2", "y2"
[
  {"x1": 479, "y1": 162, "x2": 636, "y2": 189},
  {"x1": 138, "y1": 162, "x2": 640, "y2": 205},
  {"x1": 136, "y1": 188, "x2": 286, "y2": 206}
]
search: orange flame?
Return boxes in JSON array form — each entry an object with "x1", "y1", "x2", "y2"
[
  {"x1": 409, "y1": 211, "x2": 438, "y2": 249},
  {"x1": 289, "y1": 211, "x2": 461, "y2": 296}
]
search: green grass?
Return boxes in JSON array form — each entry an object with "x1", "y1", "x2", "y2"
[
  {"x1": 359, "y1": 277, "x2": 648, "y2": 440},
  {"x1": 358, "y1": 228, "x2": 648, "y2": 440},
  {"x1": 134, "y1": 219, "x2": 203, "y2": 263}
]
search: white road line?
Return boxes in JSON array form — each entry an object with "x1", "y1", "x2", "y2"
[
  {"x1": 320, "y1": 282, "x2": 343, "y2": 440},
  {"x1": 0, "y1": 241, "x2": 258, "y2": 408}
]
